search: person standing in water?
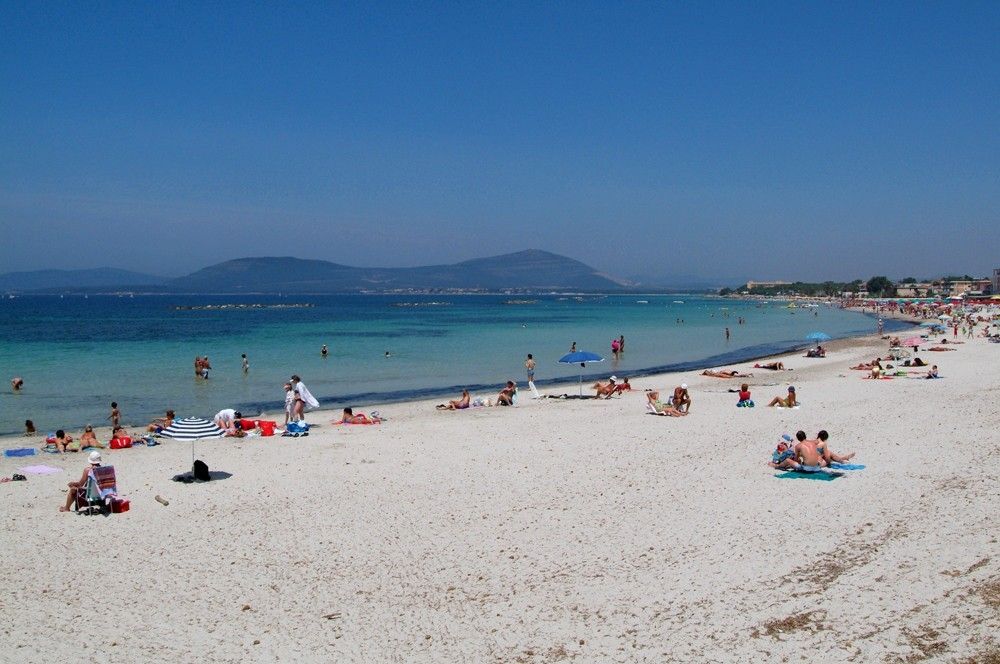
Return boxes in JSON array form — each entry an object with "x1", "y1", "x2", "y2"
[
  {"x1": 725, "y1": 327, "x2": 730, "y2": 341},
  {"x1": 618, "y1": 335, "x2": 625, "y2": 353},
  {"x1": 321, "y1": 344, "x2": 328, "y2": 358},
  {"x1": 569, "y1": 341, "x2": 576, "y2": 353},
  {"x1": 241, "y1": 353, "x2": 249, "y2": 374}
]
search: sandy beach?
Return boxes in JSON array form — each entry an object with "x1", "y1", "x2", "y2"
[{"x1": 1, "y1": 327, "x2": 997, "y2": 663}]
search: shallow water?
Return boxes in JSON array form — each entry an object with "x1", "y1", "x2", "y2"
[{"x1": 0, "y1": 293, "x2": 905, "y2": 434}]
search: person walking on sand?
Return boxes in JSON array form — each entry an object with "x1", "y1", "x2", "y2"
[
  {"x1": 290, "y1": 374, "x2": 320, "y2": 421},
  {"x1": 106, "y1": 402, "x2": 120, "y2": 429}
]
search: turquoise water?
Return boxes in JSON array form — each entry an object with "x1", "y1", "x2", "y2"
[{"x1": 0, "y1": 294, "x2": 900, "y2": 435}]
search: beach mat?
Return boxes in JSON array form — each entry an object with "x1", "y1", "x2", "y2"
[
  {"x1": 775, "y1": 470, "x2": 844, "y2": 481},
  {"x1": 19, "y1": 465, "x2": 62, "y2": 475},
  {"x1": 830, "y1": 462, "x2": 866, "y2": 470},
  {"x1": 4, "y1": 448, "x2": 36, "y2": 458}
]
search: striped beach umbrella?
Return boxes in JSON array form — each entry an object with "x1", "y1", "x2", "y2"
[
  {"x1": 160, "y1": 417, "x2": 224, "y2": 466},
  {"x1": 160, "y1": 417, "x2": 224, "y2": 440}
]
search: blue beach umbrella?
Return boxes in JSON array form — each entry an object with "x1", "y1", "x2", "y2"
[
  {"x1": 558, "y1": 351, "x2": 605, "y2": 396},
  {"x1": 805, "y1": 331, "x2": 831, "y2": 342}
]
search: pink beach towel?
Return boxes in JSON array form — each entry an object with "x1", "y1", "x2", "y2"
[{"x1": 19, "y1": 465, "x2": 63, "y2": 475}]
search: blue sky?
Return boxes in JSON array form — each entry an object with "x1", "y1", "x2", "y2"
[{"x1": 1, "y1": 2, "x2": 997, "y2": 284}]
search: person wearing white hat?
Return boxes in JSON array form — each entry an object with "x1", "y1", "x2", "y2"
[
  {"x1": 60, "y1": 451, "x2": 103, "y2": 512},
  {"x1": 673, "y1": 383, "x2": 692, "y2": 413}
]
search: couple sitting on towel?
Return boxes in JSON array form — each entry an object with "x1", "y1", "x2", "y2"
[
  {"x1": 646, "y1": 385, "x2": 691, "y2": 416},
  {"x1": 770, "y1": 431, "x2": 855, "y2": 472},
  {"x1": 592, "y1": 376, "x2": 631, "y2": 398}
]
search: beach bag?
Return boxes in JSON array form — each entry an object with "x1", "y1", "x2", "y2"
[
  {"x1": 110, "y1": 437, "x2": 132, "y2": 449},
  {"x1": 286, "y1": 421, "x2": 310, "y2": 433},
  {"x1": 258, "y1": 421, "x2": 276, "y2": 436},
  {"x1": 193, "y1": 459, "x2": 211, "y2": 482}
]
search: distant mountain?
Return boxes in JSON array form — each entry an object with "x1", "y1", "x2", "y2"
[
  {"x1": 0, "y1": 268, "x2": 166, "y2": 292},
  {"x1": 169, "y1": 250, "x2": 630, "y2": 292}
]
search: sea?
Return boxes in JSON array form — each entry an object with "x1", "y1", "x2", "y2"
[{"x1": 0, "y1": 293, "x2": 909, "y2": 435}]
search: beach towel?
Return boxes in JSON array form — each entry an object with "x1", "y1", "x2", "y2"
[
  {"x1": 775, "y1": 469, "x2": 843, "y2": 481},
  {"x1": 19, "y1": 464, "x2": 63, "y2": 475},
  {"x1": 295, "y1": 382, "x2": 320, "y2": 409},
  {"x1": 4, "y1": 448, "x2": 36, "y2": 458},
  {"x1": 829, "y1": 462, "x2": 866, "y2": 470}
]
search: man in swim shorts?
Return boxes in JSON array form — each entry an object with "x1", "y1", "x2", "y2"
[
  {"x1": 673, "y1": 384, "x2": 691, "y2": 413},
  {"x1": 525, "y1": 354, "x2": 535, "y2": 383},
  {"x1": 792, "y1": 431, "x2": 824, "y2": 470}
]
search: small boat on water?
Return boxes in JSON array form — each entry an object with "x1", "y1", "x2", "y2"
[
  {"x1": 673, "y1": 300, "x2": 684, "y2": 304},
  {"x1": 636, "y1": 300, "x2": 648, "y2": 304}
]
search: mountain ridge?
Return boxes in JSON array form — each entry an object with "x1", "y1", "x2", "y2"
[{"x1": 1, "y1": 250, "x2": 632, "y2": 293}]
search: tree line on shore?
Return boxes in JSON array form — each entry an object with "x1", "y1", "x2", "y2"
[{"x1": 719, "y1": 274, "x2": 985, "y2": 298}]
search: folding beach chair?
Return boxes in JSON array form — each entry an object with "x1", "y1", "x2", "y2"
[{"x1": 75, "y1": 465, "x2": 117, "y2": 516}]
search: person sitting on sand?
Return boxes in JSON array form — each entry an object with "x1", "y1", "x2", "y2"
[
  {"x1": 769, "y1": 434, "x2": 798, "y2": 470},
  {"x1": 736, "y1": 383, "x2": 753, "y2": 407},
  {"x1": 911, "y1": 357, "x2": 926, "y2": 367},
  {"x1": 147, "y1": 409, "x2": 175, "y2": 433},
  {"x1": 815, "y1": 430, "x2": 855, "y2": 465},
  {"x1": 333, "y1": 407, "x2": 382, "y2": 424},
  {"x1": 925, "y1": 365, "x2": 939, "y2": 379},
  {"x1": 673, "y1": 384, "x2": 691, "y2": 413},
  {"x1": 701, "y1": 369, "x2": 752, "y2": 378},
  {"x1": 79, "y1": 425, "x2": 104, "y2": 449},
  {"x1": 866, "y1": 359, "x2": 883, "y2": 379},
  {"x1": 805, "y1": 345, "x2": 826, "y2": 358},
  {"x1": 767, "y1": 386, "x2": 797, "y2": 408},
  {"x1": 497, "y1": 381, "x2": 518, "y2": 406},
  {"x1": 792, "y1": 431, "x2": 824, "y2": 470},
  {"x1": 24, "y1": 420, "x2": 35, "y2": 436},
  {"x1": 437, "y1": 390, "x2": 471, "y2": 410},
  {"x1": 60, "y1": 451, "x2": 104, "y2": 512},
  {"x1": 754, "y1": 361, "x2": 786, "y2": 371},
  {"x1": 646, "y1": 391, "x2": 688, "y2": 417},
  {"x1": 591, "y1": 377, "x2": 617, "y2": 399}
]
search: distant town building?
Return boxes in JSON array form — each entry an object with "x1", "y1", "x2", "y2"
[
  {"x1": 895, "y1": 282, "x2": 934, "y2": 298},
  {"x1": 942, "y1": 279, "x2": 991, "y2": 296},
  {"x1": 992, "y1": 268, "x2": 1000, "y2": 294},
  {"x1": 745, "y1": 280, "x2": 791, "y2": 290}
]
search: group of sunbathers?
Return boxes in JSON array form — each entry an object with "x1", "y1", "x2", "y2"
[
  {"x1": 592, "y1": 376, "x2": 631, "y2": 398},
  {"x1": 769, "y1": 430, "x2": 855, "y2": 472},
  {"x1": 805, "y1": 345, "x2": 826, "y2": 358}
]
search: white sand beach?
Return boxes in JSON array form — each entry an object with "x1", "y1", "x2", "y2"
[{"x1": 1, "y1": 329, "x2": 997, "y2": 662}]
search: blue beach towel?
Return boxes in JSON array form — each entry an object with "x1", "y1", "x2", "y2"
[
  {"x1": 829, "y1": 462, "x2": 866, "y2": 470},
  {"x1": 775, "y1": 469, "x2": 844, "y2": 481},
  {"x1": 4, "y1": 448, "x2": 36, "y2": 458}
]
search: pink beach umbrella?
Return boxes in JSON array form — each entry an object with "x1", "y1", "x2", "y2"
[{"x1": 901, "y1": 337, "x2": 924, "y2": 347}]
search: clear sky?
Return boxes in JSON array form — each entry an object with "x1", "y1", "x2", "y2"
[{"x1": 1, "y1": 2, "x2": 997, "y2": 284}]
